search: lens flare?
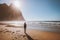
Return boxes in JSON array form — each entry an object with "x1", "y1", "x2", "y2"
[{"x1": 13, "y1": 0, "x2": 21, "y2": 8}]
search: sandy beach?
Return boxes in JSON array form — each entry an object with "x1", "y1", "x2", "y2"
[
  {"x1": 0, "y1": 26, "x2": 60, "y2": 40},
  {"x1": 27, "y1": 30, "x2": 60, "y2": 40}
]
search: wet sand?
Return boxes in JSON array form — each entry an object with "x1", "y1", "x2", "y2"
[
  {"x1": 27, "y1": 30, "x2": 60, "y2": 40},
  {"x1": 0, "y1": 26, "x2": 60, "y2": 40}
]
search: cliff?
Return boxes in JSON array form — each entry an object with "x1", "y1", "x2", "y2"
[{"x1": 0, "y1": 3, "x2": 24, "y2": 21}]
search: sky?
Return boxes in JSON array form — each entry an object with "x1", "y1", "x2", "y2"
[{"x1": 0, "y1": 0, "x2": 60, "y2": 21}]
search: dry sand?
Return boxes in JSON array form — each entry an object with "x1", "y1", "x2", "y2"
[{"x1": 0, "y1": 26, "x2": 60, "y2": 40}]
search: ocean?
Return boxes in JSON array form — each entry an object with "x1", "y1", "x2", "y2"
[{"x1": 0, "y1": 21, "x2": 60, "y2": 32}]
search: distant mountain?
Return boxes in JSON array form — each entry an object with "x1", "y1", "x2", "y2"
[{"x1": 0, "y1": 3, "x2": 24, "y2": 21}]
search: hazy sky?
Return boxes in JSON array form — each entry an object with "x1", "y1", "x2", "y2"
[{"x1": 0, "y1": 0, "x2": 60, "y2": 21}]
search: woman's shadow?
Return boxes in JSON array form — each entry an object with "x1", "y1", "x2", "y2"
[
  {"x1": 24, "y1": 22, "x2": 33, "y2": 40},
  {"x1": 25, "y1": 33, "x2": 33, "y2": 40}
]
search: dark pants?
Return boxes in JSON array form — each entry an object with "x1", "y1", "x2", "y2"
[{"x1": 24, "y1": 26, "x2": 26, "y2": 33}]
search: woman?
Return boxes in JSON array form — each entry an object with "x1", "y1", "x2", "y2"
[{"x1": 24, "y1": 22, "x2": 27, "y2": 33}]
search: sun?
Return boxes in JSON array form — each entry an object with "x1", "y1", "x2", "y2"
[{"x1": 13, "y1": 0, "x2": 21, "y2": 8}]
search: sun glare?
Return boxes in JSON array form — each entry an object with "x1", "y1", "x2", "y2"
[
  {"x1": 9, "y1": 21, "x2": 24, "y2": 26},
  {"x1": 13, "y1": 0, "x2": 21, "y2": 8}
]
